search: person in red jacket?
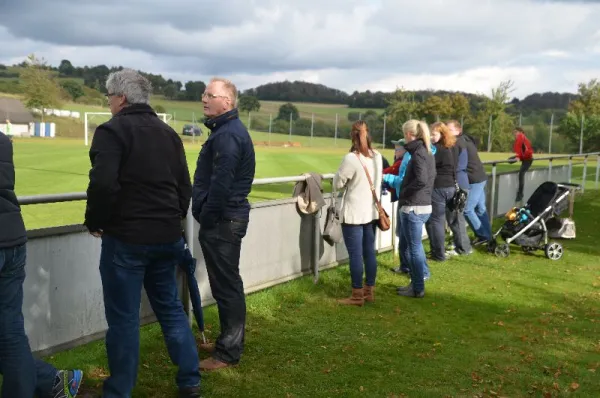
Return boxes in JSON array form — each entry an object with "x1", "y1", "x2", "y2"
[
  {"x1": 509, "y1": 127, "x2": 533, "y2": 202},
  {"x1": 383, "y1": 138, "x2": 405, "y2": 202}
]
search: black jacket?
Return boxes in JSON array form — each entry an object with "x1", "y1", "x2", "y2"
[
  {"x1": 433, "y1": 143, "x2": 458, "y2": 189},
  {"x1": 0, "y1": 132, "x2": 26, "y2": 248},
  {"x1": 192, "y1": 108, "x2": 255, "y2": 226},
  {"x1": 84, "y1": 104, "x2": 192, "y2": 245},
  {"x1": 398, "y1": 139, "x2": 436, "y2": 207},
  {"x1": 462, "y1": 134, "x2": 487, "y2": 184}
]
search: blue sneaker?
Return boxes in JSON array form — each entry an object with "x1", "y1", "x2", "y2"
[{"x1": 52, "y1": 369, "x2": 83, "y2": 398}]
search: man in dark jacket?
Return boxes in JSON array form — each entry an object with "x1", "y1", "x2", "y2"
[
  {"x1": 1, "y1": 131, "x2": 84, "y2": 398},
  {"x1": 447, "y1": 121, "x2": 491, "y2": 245},
  {"x1": 84, "y1": 69, "x2": 200, "y2": 398},
  {"x1": 192, "y1": 77, "x2": 256, "y2": 371}
]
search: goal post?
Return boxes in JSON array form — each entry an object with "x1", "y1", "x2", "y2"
[{"x1": 84, "y1": 112, "x2": 172, "y2": 146}]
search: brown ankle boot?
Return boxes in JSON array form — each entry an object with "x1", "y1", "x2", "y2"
[
  {"x1": 363, "y1": 285, "x2": 375, "y2": 302},
  {"x1": 337, "y1": 288, "x2": 365, "y2": 306}
]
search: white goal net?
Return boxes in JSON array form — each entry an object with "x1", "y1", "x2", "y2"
[{"x1": 84, "y1": 112, "x2": 172, "y2": 146}]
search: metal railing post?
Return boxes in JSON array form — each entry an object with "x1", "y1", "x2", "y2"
[
  {"x1": 582, "y1": 155, "x2": 588, "y2": 193},
  {"x1": 489, "y1": 163, "x2": 497, "y2": 223},
  {"x1": 595, "y1": 155, "x2": 600, "y2": 190},
  {"x1": 313, "y1": 209, "x2": 321, "y2": 284},
  {"x1": 568, "y1": 157, "x2": 573, "y2": 183}
]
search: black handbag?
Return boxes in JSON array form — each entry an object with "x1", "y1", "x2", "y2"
[
  {"x1": 448, "y1": 148, "x2": 468, "y2": 213},
  {"x1": 323, "y1": 183, "x2": 343, "y2": 245}
]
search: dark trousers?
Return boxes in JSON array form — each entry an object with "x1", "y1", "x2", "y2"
[
  {"x1": 426, "y1": 187, "x2": 455, "y2": 261},
  {"x1": 341, "y1": 222, "x2": 377, "y2": 289},
  {"x1": 99, "y1": 235, "x2": 200, "y2": 397},
  {"x1": 0, "y1": 244, "x2": 58, "y2": 398},
  {"x1": 198, "y1": 220, "x2": 248, "y2": 365},
  {"x1": 518, "y1": 160, "x2": 533, "y2": 198}
]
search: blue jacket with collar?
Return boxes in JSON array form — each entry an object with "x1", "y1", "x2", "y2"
[{"x1": 192, "y1": 108, "x2": 256, "y2": 226}]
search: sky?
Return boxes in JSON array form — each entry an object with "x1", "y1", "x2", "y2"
[{"x1": 1, "y1": 0, "x2": 599, "y2": 99}]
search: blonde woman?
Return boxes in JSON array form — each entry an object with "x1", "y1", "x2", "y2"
[
  {"x1": 383, "y1": 120, "x2": 436, "y2": 298},
  {"x1": 333, "y1": 121, "x2": 383, "y2": 306}
]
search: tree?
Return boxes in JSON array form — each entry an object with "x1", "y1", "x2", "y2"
[
  {"x1": 21, "y1": 54, "x2": 62, "y2": 109},
  {"x1": 184, "y1": 81, "x2": 206, "y2": 101},
  {"x1": 154, "y1": 104, "x2": 167, "y2": 113},
  {"x1": 568, "y1": 79, "x2": 600, "y2": 116},
  {"x1": 420, "y1": 95, "x2": 453, "y2": 122},
  {"x1": 277, "y1": 102, "x2": 299, "y2": 121},
  {"x1": 60, "y1": 80, "x2": 84, "y2": 101},
  {"x1": 386, "y1": 88, "x2": 420, "y2": 124},
  {"x1": 450, "y1": 93, "x2": 471, "y2": 120},
  {"x1": 58, "y1": 59, "x2": 75, "y2": 76},
  {"x1": 558, "y1": 79, "x2": 600, "y2": 152},
  {"x1": 477, "y1": 80, "x2": 516, "y2": 151},
  {"x1": 238, "y1": 95, "x2": 261, "y2": 114},
  {"x1": 164, "y1": 84, "x2": 179, "y2": 100}
]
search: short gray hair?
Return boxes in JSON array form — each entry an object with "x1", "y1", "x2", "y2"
[
  {"x1": 106, "y1": 68, "x2": 152, "y2": 105},
  {"x1": 210, "y1": 77, "x2": 238, "y2": 107}
]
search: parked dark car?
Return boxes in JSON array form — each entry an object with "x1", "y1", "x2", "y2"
[{"x1": 182, "y1": 124, "x2": 202, "y2": 137}]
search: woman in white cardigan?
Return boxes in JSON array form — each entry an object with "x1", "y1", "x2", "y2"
[{"x1": 333, "y1": 121, "x2": 383, "y2": 306}]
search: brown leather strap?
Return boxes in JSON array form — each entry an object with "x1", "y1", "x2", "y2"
[{"x1": 354, "y1": 152, "x2": 384, "y2": 213}]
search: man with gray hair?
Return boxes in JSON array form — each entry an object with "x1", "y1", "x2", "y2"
[
  {"x1": 84, "y1": 69, "x2": 201, "y2": 398},
  {"x1": 192, "y1": 77, "x2": 255, "y2": 371}
]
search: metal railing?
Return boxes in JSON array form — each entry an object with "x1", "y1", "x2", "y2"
[{"x1": 18, "y1": 152, "x2": 600, "y2": 348}]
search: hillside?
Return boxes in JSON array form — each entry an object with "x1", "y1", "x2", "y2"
[{"x1": 0, "y1": 60, "x2": 578, "y2": 114}]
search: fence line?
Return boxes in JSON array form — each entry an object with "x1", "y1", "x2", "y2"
[{"x1": 15, "y1": 151, "x2": 600, "y2": 356}]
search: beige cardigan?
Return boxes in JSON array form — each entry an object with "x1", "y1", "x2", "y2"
[{"x1": 333, "y1": 151, "x2": 383, "y2": 225}]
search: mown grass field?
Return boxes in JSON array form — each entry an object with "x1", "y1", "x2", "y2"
[
  {"x1": 45, "y1": 190, "x2": 600, "y2": 397},
  {"x1": 14, "y1": 137, "x2": 598, "y2": 230}
]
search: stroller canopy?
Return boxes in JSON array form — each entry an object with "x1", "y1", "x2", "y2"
[{"x1": 526, "y1": 181, "x2": 568, "y2": 218}]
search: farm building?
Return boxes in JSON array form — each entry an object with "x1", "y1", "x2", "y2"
[{"x1": 0, "y1": 97, "x2": 34, "y2": 137}]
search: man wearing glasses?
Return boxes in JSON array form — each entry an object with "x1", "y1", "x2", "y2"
[{"x1": 192, "y1": 78, "x2": 256, "y2": 371}]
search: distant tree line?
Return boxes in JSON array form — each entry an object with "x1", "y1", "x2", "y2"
[{"x1": 243, "y1": 81, "x2": 348, "y2": 104}]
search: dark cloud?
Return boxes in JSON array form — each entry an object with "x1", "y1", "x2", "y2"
[{"x1": 0, "y1": 0, "x2": 598, "y2": 97}]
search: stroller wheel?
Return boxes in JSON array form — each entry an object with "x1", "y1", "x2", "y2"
[
  {"x1": 495, "y1": 243, "x2": 510, "y2": 258},
  {"x1": 544, "y1": 241, "x2": 563, "y2": 260}
]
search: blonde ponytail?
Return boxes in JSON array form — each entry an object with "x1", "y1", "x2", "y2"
[{"x1": 418, "y1": 121, "x2": 432, "y2": 154}]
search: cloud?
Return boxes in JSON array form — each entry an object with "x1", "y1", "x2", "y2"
[{"x1": 0, "y1": 0, "x2": 599, "y2": 98}]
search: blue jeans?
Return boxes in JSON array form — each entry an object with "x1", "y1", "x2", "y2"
[
  {"x1": 464, "y1": 181, "x2": 492, "y2": 241},
  {"x1": 341, "y1": 222, "x2": 377, "y2": 289},
  {"x1": 400, "y1": 211, "x2": 431, "y2": 293},
  {"x1": 0, "y1": 244, "x2": 58, "y2": 398},
  {"x1": 396, "y1": 206, "x2": 410, "y2": 272},
  {"x1": 99, "y1": 235, "x2": 200, "y2": 397}
]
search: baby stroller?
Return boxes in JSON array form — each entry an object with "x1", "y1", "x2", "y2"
[{"x1": 488, "y1": 181, "x2": 581, "y2": 260}]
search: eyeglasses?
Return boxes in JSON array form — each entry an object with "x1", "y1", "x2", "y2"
[{"x1": 202, "y1": 92, "x2": 229, "y2": 100}]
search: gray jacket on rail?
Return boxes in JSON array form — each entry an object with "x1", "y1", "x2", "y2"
[{"x1": 292, "y1": 172, "x2": 326, "y2": 215}]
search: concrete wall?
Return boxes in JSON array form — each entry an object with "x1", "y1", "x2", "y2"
[
  {"x1": 25, "y1": 194, "x2": 396, "y2": 355},
  {"x1": 22, "y1": 165, "x2": 574, "y2": 355}
]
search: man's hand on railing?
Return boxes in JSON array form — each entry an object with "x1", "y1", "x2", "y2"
[
  {"x1": 507, "y1": 155, "x2": 518, "y2": 164},
  {"x1": 90, "y1": 230, "x2": 103, "y2": 238}
]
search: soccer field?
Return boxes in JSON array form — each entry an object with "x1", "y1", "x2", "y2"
[{"x1": 14, "y1": 137, "x2": 593, "y2": 230}]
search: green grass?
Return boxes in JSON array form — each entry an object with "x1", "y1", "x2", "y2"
[
  {"x1": 44, "y1": 190, "x2": 600, "y2": 397},
  {"x1": 14, "y1": 137, "x2": 599, "y2": 230}
]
